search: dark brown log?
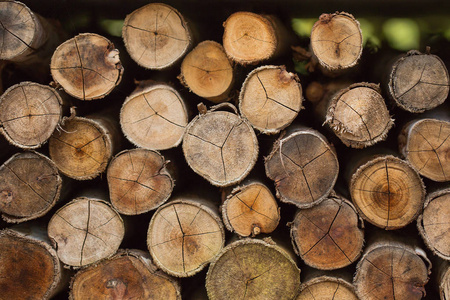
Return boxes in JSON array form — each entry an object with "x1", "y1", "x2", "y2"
[{"x1": 296, "y1": 275, "x2": 358, "y2": 300}]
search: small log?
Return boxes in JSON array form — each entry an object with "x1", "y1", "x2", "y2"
[
  {"x1": 47, "y1": 197, "x2": 125, "y2": 268},
  {"x1": 122, "y1": 3, "x2": 192, "y2": 70},
  {"x1": 221, "y1": 181, "x2": 280, "y2": 237},
  {"x1": 179, "y1": 40, "x2": 234, "y2": 103},
  {"x1": 0, "y1": 82, "x2": 64, "y2": 149},
  {"x1": 0, "y1": 151, "x2": 62, "y2": 223},
  {"x1": 70, "y1": 249, "x2": 181, "y2": 300},
  {"x1": 49, "y1": 116, "x2": 116, "y2": 180},
  {"x1": 120, "y1": 82, "x2": 188, "y2": 150},
  {"x1": 296, "y1": 275, "x2": 358, "y2": 300},
  {"x1": 265, "y1": 128, "x2": 339, "y2": 208},
  {"x1": 438, "y1": 260, "x2": 450, "y2": 300},
  {"x1": 206, "y1": 238, "x2": 301, "y2": 300},
  {"x1": 417, "y1": 188, "x2": 450, "y2": 260},
  {"x1": 107, "y1": 148, "x2": 174, "y2": 215},
  {"x1": 350, "y1": 155, "x2": 425, "y2": 230},
  {"x1": 399, "y1": 118, "x2": 450, "y2": 182},
  {"x1": 50, "y1": 33, "x2": 123, "y2": 100},
  {"x1": 239, "y1": 65, "x2": 304, "y2": 134},
  {"x1": 388, "y1": 49, "x2": 449, "y2": 113},
  {"x1": 182, "y1": 103, "x2": 258, "y2": 187},
  {"x1": 147, "y1": 198, "x2": 225, "y2": 277},
  {"x1": 289, "y1": 193, "x2": 364, "y2": 270},
  {"x1": 354, "y1": 238, "x2": 431, "y2": 300},
  {"x1": 310, "y1": 12, "x2": 363, "y2": 73},
  {"x1": 325, "y1": 82, "x2": 394, "y2": 148}
]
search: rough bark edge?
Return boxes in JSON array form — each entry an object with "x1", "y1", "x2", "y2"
[
  {"x1": 440, "y1": 263, "x2": 450, "y2": 300},
  {"x1": 147, "y1": 198, "x2": 225, "y2": 278},
  {"x1": 182, "y1": 104, "x2": 259, "y2": 187},
  {"x1": 264, "y1": 128, "x2": 339, "y2": 209},
  {"x1": 122, "y1": 3, "x2": 193, "y2": 70},
  {"x1": 388, "y1": 49, "x2": 450, "y2": 113},
  {"x1": 0, "y1": 82, "x2": 64, "y2": 149},
  {"x1": 205, "y1": 238, "x2": 301, "y2": 300},
  {"x1": 325, "y1": 82, "x2": 394, "y2": 149},
  {"x1": 238, "y1": 65, "x2": 304, "y2": 135},
  {"x1": 296, "y1": 275, "x2": 358, "y2": 299},
  {"x1": 0, "y1": 228, "x2": 63, "y2": 300},
  {"x1": 120, "y1": 83, "x2": 188, "y2": 151},
  {"x1": 350, "y1": 155, "x2": 426, "y2": 230},
  {"x1": 1, "y1": 151, "x2": 62, "y2": 223},
  {"x1": 417, "y1": 188, "x2": 450, "y2": 260},
  {"x1": 50, "y1": 33, "x2": 124, "y2": 100},
  {"x1": 310, "y1": 11, "x2": 363, "y2": 72},
  {"x1": 106, "y1": 148, "x2": 175, "y2": 215},
  {"x1": 289, "y1": 192, "x2": 365, "y2": 270},
  {"x1": 69, "y1": 248, "x2": 182, "y2": 300}
]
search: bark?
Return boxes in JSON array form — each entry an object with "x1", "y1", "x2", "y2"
[
  {"x1": 296, "y1": 275, "x2": 358, "y2": 300},
  {"x1": 438, "y1": 260, "x2": 449, "y2": 300}
]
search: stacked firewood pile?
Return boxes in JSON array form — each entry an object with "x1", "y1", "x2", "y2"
[{"x1": 0, "y1": 1, "x2": 449, "y2": 299}]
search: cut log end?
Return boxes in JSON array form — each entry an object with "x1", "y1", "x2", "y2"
[
  {"x1": 122, "y1": 3, "x2": 192, "y2": 70},
  {"x1": 350, "y1": 155, "x2": 425, "y2": 230},
  {"x1": 296, "y1": 276, "x2": 358, "y2": 300},
  {"x1": 51, "y1": 33, "x2": 123, "y2": 100},
  {"x1": 239, "y1": 65, "x2": 303, "y2": 134},
  {"x1": 440, "y1": 264, "x2": 450, "y2": 300}
]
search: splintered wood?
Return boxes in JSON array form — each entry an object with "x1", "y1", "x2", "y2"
[
  {"x1": 122, "y1": 3, "x2": 192, "y2": 70},
  {"x1": 296, "y1": 276, "x2": 358, "y2": 300}
]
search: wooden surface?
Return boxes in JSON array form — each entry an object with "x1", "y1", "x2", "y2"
[{"x1": 296, "y1": 276, "x2": 358, "y2": 300}]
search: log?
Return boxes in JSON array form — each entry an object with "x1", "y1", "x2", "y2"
[
  {"x1": 438, "y1": 260, "x2": 450, "y2": 300},
  {"x1": 399, "y1": 118, "x2": 450, "y2": 182},
  {"x1": 0, "y1": 81, "x2": 64, "y2": 149},
  {"x1": 179, "y1": 40, "x2": 234, "y2": 103},
  {"x1": 120, "y1": 82, "x2": 188, "y2": 150},
  {"x1": 49, "y1": 115, "x2": 116, "y2": 180},
  {"x1": 325, "y1": 82, "x2": 394, "y2": 148},
  {"x1": 350, "y1": 155, "x2": 425, "y2": 230},
  {"x1": 310, "y1": 12, "x2": 363, "y2": 73},
  {"x1": 205, "y1": 238, "x2": 301, "y2": 300},
  {"x1": 388, "y1": 49, "x2": 449, "y2": 113},
  {"x1": 182, "y1": 103, "x2": 258, "y2": 187},
  {"x1": 122, "y1": 3, "x2": 192, "y2": 70},
  {"x1": 289, "y1": 193, "x2": 364, "y2": 270},
  {"x1": 50, "y1": 33, "x2": 123, "y2": 100},
  {"x1": 47, "y1": 196, "x2": 125, "y2": 268},
  {"x1": 295, "y1": 275, "x2": 358, "y2": 300},
  {"x1": 417, "y1": 188, "x2": 450, "y2": 260},
  {"x1": 354, "y1": 238, "x2": 431, "y2": 300},
  {"x1": 239, "y1": 65, "x2": 304, "y2": 134},
  {"x1": 147, "y1": 198, "x2": 225, "y2": 277},
  {"x1": 0, "y1": 151, "x2": 62, "y2": 223},
  {"x1": 70, "y1": 249, "x2": 181, "y2": 300},
  {"x1": 264, "y1": 128, "x2": 339, "y2": 208},
  {"x1": 221, "y1": 181, "x2": 280, "y2": 237},
  {"x1": 0, "y1": 227, "x2": 65, "y2": 300},
  {"x1": 107, "y1": 148, "x2": 174, "y2": 215}
]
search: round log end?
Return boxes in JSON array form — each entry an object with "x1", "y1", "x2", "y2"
[{"x1": 296, "y1": 276, "x2": 358, "y2": 300}]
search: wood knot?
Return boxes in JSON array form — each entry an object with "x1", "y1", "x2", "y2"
[{"x1": 0, "y1": 190, "x2": 13, "y2": 203}]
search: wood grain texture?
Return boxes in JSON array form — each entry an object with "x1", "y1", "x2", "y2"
[{"x1": 296, "y1": 276, "x2": 358, "y2": 300}]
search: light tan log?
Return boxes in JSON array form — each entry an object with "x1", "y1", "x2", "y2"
[
  {"x1": 120, "y1": 82, "x2": 188, "y2": 150},
  {"x1": 70, "y1": 249, "x2": 181, "y2": 300},
  {"x1": 417, "y1": 188, "x2": 450, "y2": 260},
  {"x1": 147, "y1": 198, "x2": 225, "y2": 277},
  {"x1": 0, "y1": 82, "x2": 63, "y2": 149},
  {"x1": 354, "y1": 238, "x2": 431, "y2": 300},
  {"x1": 51, "y1": 33, "x2": 123, "y2": 100},
  {"x1": 325, "y1": 82, "x2": 394, "y2": 148},
  {"x1": 122, "y1": 3, "x2": 192, "y2": 70},
  {"x1": 221, "y1": 181, "x2": 280, "y2": 237},
  {"x1": 310, "y1": 12, "x2": 362, "y2": 72},
  {"x1": 399, "y1": 118, "x2": 450, "y2": 182},
  {"x1": 0, "y1": 227, "x2": 65, "y2": 300},
  {"x1": 48, "y1": 197, "x2": 124, "y2": 268},
  {"x1": 179, "y1": 40, "x2": 234, "y2": 103},
  {"x1": 206, "y1": 238, "x2": 301, "y2": 300},
  {"x1": 239, "y1": 65, "x2": 304, "y2": 134},
  {"x1": 265, "y1": 128, "x2": 339, "y2": 208},
  {"x1": 438, "y1": 261, "x2": 450, "y2": 300},
  {"x1": 0, "y1": 151, "x2": 61, "y2": 223},
  {"x1": 182, "y1": 103, "x2": 258, "y2": 187},
  {"x1": 290, "y1": 193, "x2": 364, "y2": 270},
  {"x1": 223, "y1": 12, "x2": 288, "y2": 65},
  {"x1": 388, "y1": 49, "x2": 449, "y2": 113},
  {"x1": 107, "y1": 148, "x2": 174, "y2": 215},
  {"x1": 296, "y1": 276, "x2": 358, "y2": 300},
  {"x1": 49, "y1": 116, "x2": 116, "y2": 180}
]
